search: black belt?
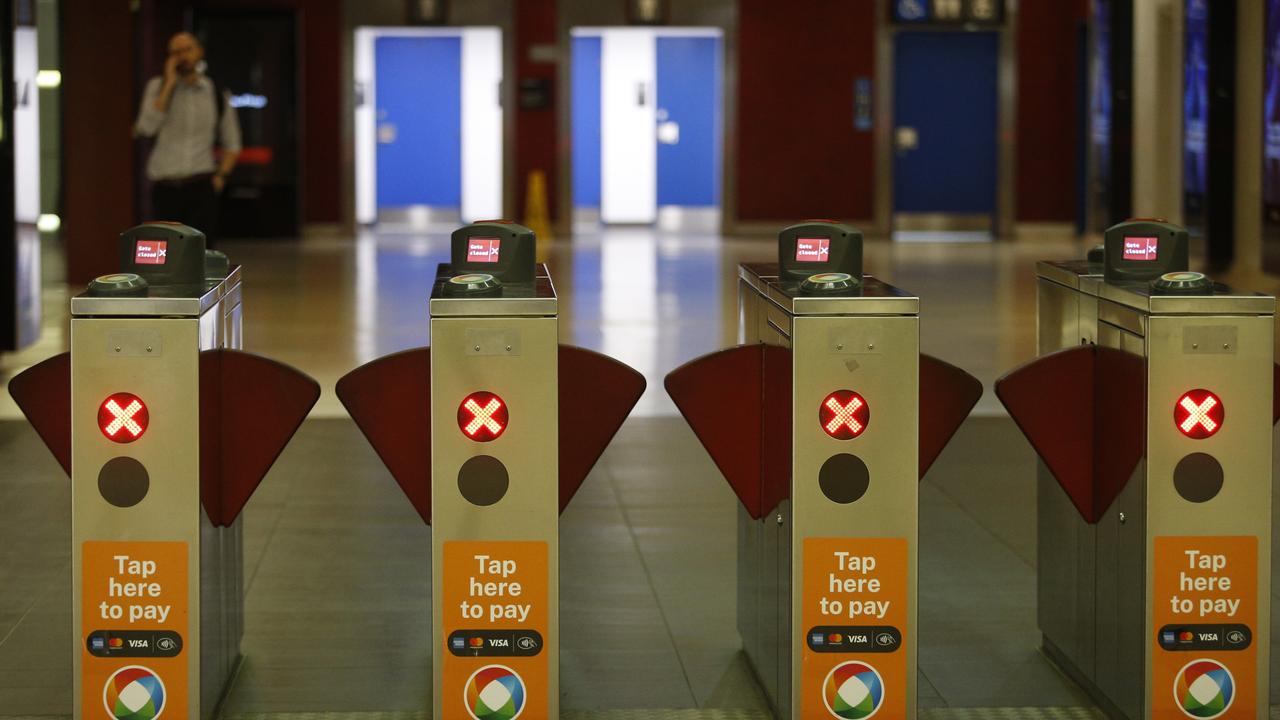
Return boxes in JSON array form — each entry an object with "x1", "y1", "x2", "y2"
[{"x1": 153, "y1": 173, "x2": 214, "y2": 187}]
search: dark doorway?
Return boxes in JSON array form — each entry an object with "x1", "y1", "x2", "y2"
[{"x1": 195, "y1": 9, "x2": 300, "y2": 238}]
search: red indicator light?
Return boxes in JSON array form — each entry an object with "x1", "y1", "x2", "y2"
[
  {"x1": 458, "y1": 391, "x2": 508, "y2": 442},
  {"x1": 1174, "y1": 389, "x2": 1223, "y2": 439},
  {"x1": 97, "y1": 393, "x2": 149, "y2": 443},
  {"x1": 820, "y1": 390, "x2": 869, "y2": 439}
]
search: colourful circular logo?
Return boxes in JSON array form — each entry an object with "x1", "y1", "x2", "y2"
[
  {"x1": 808, "y1": 273, "x2": 853, "y2": 284},
  {"x1": 452, "y1": 273, "x2": 495, "y2": 284},
  {"x1": 822, "y1": 661, "x2": 884, "y2": 719},
  {"x1": 464, "y1": 665, "x2": 526, "y2": 720},
  {"x1": 1175, "y1": 659, "x2": 1235, "y2": 718},
  {"x1": 103, "y1": 665, "x2": 166, "y2": 720}
]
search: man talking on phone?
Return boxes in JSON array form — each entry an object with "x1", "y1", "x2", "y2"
[{"x1": 134, "y1": 31, "x2": 242, "y2": 246}]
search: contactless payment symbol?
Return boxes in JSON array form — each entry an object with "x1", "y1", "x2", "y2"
[
  {"x1": 465, "y1": 665, "x2": 526, "y2": 720},
  {"x1": 103, "y1": 665, "x2": 166, "y2": 720},
  {"x1": 822, "y1": 661, "x2": 884, "y2": 719},
  {"x1": 1175, "y1": 659, "x2": 1235, "y2": 718}
]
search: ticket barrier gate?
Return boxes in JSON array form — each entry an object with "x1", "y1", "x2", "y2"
[
  {"x1": 335, "y1": 221, "x2": 645, "y2": 719},
  {"x1": 664, "y1": 222, "x2": 982, "y2": 720},
  {"x1": 7, "y1": 223, "x2": 320, "y2": 719},
  {"x1": 996, "y1": 219, "x2": 1276, "y2": 720}
]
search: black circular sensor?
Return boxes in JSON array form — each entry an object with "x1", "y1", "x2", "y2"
[
  {"x1": 458, "y1": 455, "x2": 510, "y2": 506},
  {"x1": 87, "y1": 273, "x2": 149, "y2": 298},
  {"x1": 1173, "y1": 452, "x2": 1224, "y2": 503},
  {"x1": 1151, "y1": 271, "x2": 1213, "y2": 296},
  {"x1": 800, "y1": 272, "x2": 860, "y2": 296},
  {"x1": 819, "y1": 453, "x2": 870, "y2": 504},
  {"x1": 444, "y1": 273, "x2": 502, "y2": 297},
  {"x1": 98, "y1": 456, "x2": 150, "y2": 508}
]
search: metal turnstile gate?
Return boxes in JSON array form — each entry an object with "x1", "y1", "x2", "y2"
[
  {"x1": 998, "y1": 219, "x2": 1275, "y2": 719},
  {"x1": 337, "y1": 221, "x2": 646, "y2": 719},
  {"x1": 9, "y1": 222, "x2": 320, "y2": 719},
  {"x1": 666, "y1": 221, "x2": 982, "y2": 720}
]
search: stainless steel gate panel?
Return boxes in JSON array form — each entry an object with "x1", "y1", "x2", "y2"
[
  {"x1": 1027, "y1": 227, "x2": 1274, "y2": 719},
  {"x1": 72, "y1": 266, "x2": 245, "y2": 720}
]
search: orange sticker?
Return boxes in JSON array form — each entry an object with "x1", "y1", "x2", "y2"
[
  {"x1": 81, "y1": 541, "x2": 188, "y2": 720},
  {"x1": 801, "y1": 537, "x2": 908, "y2": 720},
  {"x1": 442, "y1": 541, "x2": 548, "y2": 720},
  {"x1": 1152, "y1": 536, "x2": 1257, "y2": 720}
]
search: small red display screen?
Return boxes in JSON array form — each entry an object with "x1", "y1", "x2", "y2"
[
  {"x1": 1122, "y1": 236, "x2": 1159, "y2": 261},
  {"x1": 134, "y1": 240, "x2": 168, "y2": 265},
  {"x1": 467, "y1": 237, "x2": 501, "y2": 263},
  {"x1": 795, "y1": 237, "x2": 831, "y2": 263}
]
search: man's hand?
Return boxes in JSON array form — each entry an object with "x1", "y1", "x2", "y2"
[
  {"x1": 163, "y1": 54, "x2": 180, "y2": 88},
  {"x1": 212, "y1": 174, "x2": 226, "y2": 193},
  {"x1": 153, "y1": 56, "x2": 181, "y2": 114}
]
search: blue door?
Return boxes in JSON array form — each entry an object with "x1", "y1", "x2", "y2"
[
  {"x1": 656, "y1": 36, "x2": 720, "y2": 207},
  {"x1": 571, "y1": 35, "x2": 602, "y2": 209},
  {"x1": 893, "y1": 32, "x2": 998, "y2": 215},
  {"x1": 375, "y1": 36, "x2": 461, "y2": 209}
]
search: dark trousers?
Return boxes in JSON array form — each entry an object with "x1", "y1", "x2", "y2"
[{"x1": 152, "y1": 174, "x2": 218, "y2": 247}]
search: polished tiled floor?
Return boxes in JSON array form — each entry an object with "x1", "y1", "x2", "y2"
[{"x1": 2, "y1": 225, "x2": 1279, "y2": 715}]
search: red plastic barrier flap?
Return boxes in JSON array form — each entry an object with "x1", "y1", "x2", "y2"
[
  {"x1": 997, "y1": 346, "x2": 1098, "y2": 521},
  {"x1": 665, "y1": 344, "x2": 792, "y2": 519},
  {"x1": 995, "y1": 345, "x2": 1145, "y2": 523},
  {"x1": 7, "y1": 351, "x2": 71, "y2": 475},
  {"x1": 1093, "y1": 346, "x2": 1146, "y2": 519},
  {"x1": 200, "y1": 349, "x2": 320, "y2": 527},
  {"x1": 919, "y1": 354, "x2": 983, "y2": 479},
  {"x1": 557, "y1": 345, "x2": 646, "y2": 512},
  {"x1": 760, "y1": 344, "x2": 792, "y2": 515},
  {"x1": 335, "y1": 347, "x2": 433, "y2": 525}
]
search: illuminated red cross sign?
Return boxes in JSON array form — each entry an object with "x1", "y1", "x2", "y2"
[
  {"x1": 97, "y1": 392, "x2": 149, "y2": 443},
  {"x1": 1174, "y1": 389, "x2": 1224, "y2": 439},
  {"x1": 820, "y1": 390, "x2": 870, "y2": 440},
  {"x1": 457, "y1": 391, "x2": 508, "y2": 442}
]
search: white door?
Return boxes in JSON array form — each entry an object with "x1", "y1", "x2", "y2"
[{"x1": 600, "y1": 30, "x2": 656, "y2": 224}]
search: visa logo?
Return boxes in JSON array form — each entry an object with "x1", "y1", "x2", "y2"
[
  {"x1": 489, "y1": 638, "x2": 510, "y2": 648},
  {"x1": 127, "y1": 640, "x2": 149, "y2": 648},
  {"x1": 1198, "y1": 632, "x2": 1219, "y2": 642},
  {"x1": 850, "y1": 635, "x2": 869, "y2": 644}
]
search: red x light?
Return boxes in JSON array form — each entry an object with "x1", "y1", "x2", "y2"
[
  {"x1": 820, "y1": 390, "x2": 869, "y2": 439},
  {"x1": 458, "y1": 391, "x2": 508, "y2": 441},
  {"x1": 98, "y1": 392, "x2": 149, "y2": 443},
  {"x1": 1175, "y1": 389, "x2": 1223, "y2": 439}
]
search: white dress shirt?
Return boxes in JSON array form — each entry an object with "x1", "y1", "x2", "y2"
[{"x1": 134, "y1": 74, "x2": 243, "y2": 181}]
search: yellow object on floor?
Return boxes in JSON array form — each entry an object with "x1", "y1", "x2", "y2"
[{"x1": 525, "y1": 169, "x2": 553, "y2": 262}]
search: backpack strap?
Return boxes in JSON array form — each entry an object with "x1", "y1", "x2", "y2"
[{"x1": 210, "y1": 77, "x2": 226, "y2": 148}]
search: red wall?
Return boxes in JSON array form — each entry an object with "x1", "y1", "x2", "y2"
[
  {"x1": 294, "y1": 0, "x2": 343, "y2": 225},
  {"x1": 515, "y1": 0, "x2": 559, "y2": 222},
  {"x1": 1016, "y1": 0, "x2": 1089, "y2": 222},
  {"x1": 736, "y1": 0, "x2": 877, "y2": 221},
  {"x1": 63, "y1": 0, "x2": 136, "y2": 283}
]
